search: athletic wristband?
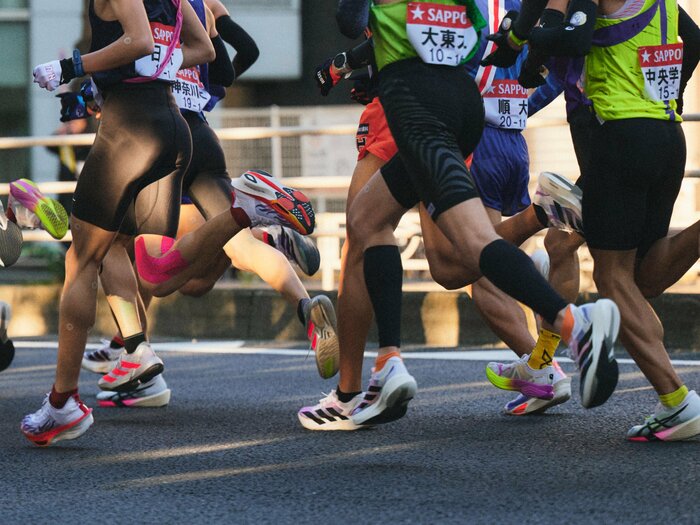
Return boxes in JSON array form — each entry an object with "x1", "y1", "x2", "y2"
[
  {"x1": 72, "y1": 49, "x2": 84, "y2": 78},
  {"x1": 509, "y1": 31, "x2": 528, "y2": 47},
  {"x1": 58, "y1": 58, "x2": 77, "y2": 84}
]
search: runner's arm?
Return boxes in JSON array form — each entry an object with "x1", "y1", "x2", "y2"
[
  {"x1": 81, "y1": 0, "x2": 154, "y2": 73},
  {"x1": 204, "y1": 4, "x2": 235, "y2": 86},
  {"x1": 336, "y1": 0, "x2": 370, "y2": 39},
  {"x1": 206, "y1": 0, "x2": 259, "y2": 80},
  {"x1": 180, "y1": 0, "x2": 216, "y2": 69},
  {"x1": 527, "y1": 57, "x2": 565, "y2": 117},
  {"x1": 678, "y1": 6, "x2": 700, "y2": 115}
]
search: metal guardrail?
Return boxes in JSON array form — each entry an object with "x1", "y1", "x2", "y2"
[{"x1": 2, "y1": 114, "x2": 700, "y2": 290}]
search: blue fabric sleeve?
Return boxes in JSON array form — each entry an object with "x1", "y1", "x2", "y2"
[
  {"x1": 527, "y1": 59, "x2": 564, "y2": 117},
  {"x1": 336, "y1": 0, "x2": 370, "y2": 39}
]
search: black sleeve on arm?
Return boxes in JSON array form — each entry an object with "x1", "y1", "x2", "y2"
[
  {"x1": 215, "y1": 15, "x2": 260, "y2": 79},
  {"x1": 513, "y1": 0, "x2": 549, "y2": 39},
  {"x1": 679, "y1": 6, "x2": 700, "y2": 113},
  {"x1": 208, "y1": 35, "x2": 235, "y2": 87},
  {"x1": 346, "y1": 38, "x2": 374, "y2": 69},
  {"x1": 336, "y1": 0, "x2": 370, "y2": 39}
]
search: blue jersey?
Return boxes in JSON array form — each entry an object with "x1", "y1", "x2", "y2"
[{"x1": 465, "y1": 0, "x2": 564, "y2": 128}]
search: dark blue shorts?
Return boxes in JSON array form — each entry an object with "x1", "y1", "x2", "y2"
[{"x1": 471, "y1": 126, "x2": 530, "y2": 217}]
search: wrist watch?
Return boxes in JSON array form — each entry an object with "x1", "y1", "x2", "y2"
[{"x1": 333, "y1": 52, "x2": 353, "y2": 75}]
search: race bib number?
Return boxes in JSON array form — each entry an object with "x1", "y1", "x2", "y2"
[
  {"x1": 638, "y1": 43, "x2": 683, "y2": 102},
  {"x1": 173, "y1": 67, "x2": 211, "y2": 113},
  {"x1": 482, "y1": 79, "x2": 528, "y2": 130},
  {"x1": 406, "y1": 2, "x2": 478, "y2": 66},
  {"x1": 134, "y1": 22, "x2": 183, "y2": 82}
]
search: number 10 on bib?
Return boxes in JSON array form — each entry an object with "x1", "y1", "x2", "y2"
[{"x1": 407, "y1": 2, "x2": 478, "y2": 66}]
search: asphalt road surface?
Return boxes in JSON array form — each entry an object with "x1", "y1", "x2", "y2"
[{"x1": 1, "y1": 341, "x2": 699, "y2": 524}]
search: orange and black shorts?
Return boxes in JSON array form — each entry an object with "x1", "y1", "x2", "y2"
[{"x1": 356, "y1": 97, "x2": 398, "y2": 163}]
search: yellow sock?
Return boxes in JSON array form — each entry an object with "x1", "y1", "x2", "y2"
[
  {"x1": 527, "y1": 329, "x2": 561, "y2": 370},
  {"x1": 659, "y1": 385, "x2": 689, "y2": 408}
]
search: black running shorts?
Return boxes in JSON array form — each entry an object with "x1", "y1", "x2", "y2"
[
  {"x1": 181, "y1": 112, "x2": 233, "y2": 220},
  {"x1": 73, "y1": 82, "x2": 192, "y2": 236},
  {"x1": 378, "y1": 59, "x2": 484, "y2": 218},
  {"x1": 582, "y1": 117, "x2": 686, "y2": 257}
]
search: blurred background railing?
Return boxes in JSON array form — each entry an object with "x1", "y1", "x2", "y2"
[{"x1": 2, "y1": 106, "x2": 700, "y2": 292}]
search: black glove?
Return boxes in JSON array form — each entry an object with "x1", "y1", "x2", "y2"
[
  {"x1": 350, "y1": 77, "x2": 374, "y2": 105},
  {"x1": 518, "y1": 52, "x2": 547, "y2": 88},
  {"x1": 481, "y1": 10, "x2": 525, "y2": 68},
  {"x1": 529, "y1": 0, "x2": 597, "y2": 57},
  {"x1": 314, "y1": 58, "x2": 342, "y2": 96},
  {"x1": 57, "y1": 92, "x2": 88, "y2": 122}
]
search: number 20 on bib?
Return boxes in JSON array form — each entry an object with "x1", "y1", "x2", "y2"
[{"x1": 407, "y1": 2, "x2": 478, "y2": 66}]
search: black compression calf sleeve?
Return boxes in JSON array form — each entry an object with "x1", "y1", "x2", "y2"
[
  {"x1": 209, "y1": 35, "x2": 235, "y2": 87},
  {"x1": 529, "y1": 0, "x2": 597, "y2": 57},
  {"x1": 513, "y1": 0, "x2": 549, "y2": 39},
  {"x1": 215, "y1": 15, "x2": 259, "y2": 78},
  {"x1": 364, "y1": 245, "x2": 403, "y2": 349},
  {"x1": 479, "y1": 240, "x2": 568, "y2": 326}
]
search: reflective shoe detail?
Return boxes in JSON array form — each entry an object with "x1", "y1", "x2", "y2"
[
  {"x1": 81, "y1": 339, "x2": 124, "y2": 374},
  {"x1": 486, "y1": 354, "x2": 555, "y2": 400},
  {"x1": 504, "y1": 360, "x2": 571, "y2": 415},
  {"x1": 0, "y1": 200, "x2": 23, "y2": 268},
  {"x1": 627, "y1": 391, "x2": 700, "y2": 442},
  {"x1": 533, "y1": 172, "x2": 583, "y2": 234},
  {"x1": 9, "y1": 178, "x2": 69, "y2": 239},
  {"x1": 351, "y1": 357, "x2": 417, "y2": 426},
  {"x1": 304, "y1": 295, "x2": 339, "y2": 379},
  {"x1": 21, "y1": 394, "x2": 93, "y2": 447},
  {"x1": 97, "y1": 374, "x2": 171, "y2": 408},
  {"x1": 564, "y1": 299, "x2": 620, "y2": 409},
  {"x1": 0, "y1": 301, "x2": 10, "y2": 343},
  {"x1": 266, "y1": 225, "x2": 320, "y2": 276},
  {"x1": 231, "y1": 170, "x2": 315, "y2": 235},
  {"x1": 298, "y1": 390, "x2": 364, "y2": 431},
  {"x1": 98, "y1": 342, "x2": 164, "y2": 392}
]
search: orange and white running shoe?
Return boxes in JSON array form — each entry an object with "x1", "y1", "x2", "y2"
[
  {"x1": 98, "y1": 341, "x2": 164, "y2": 392},
  {"x1": 21, "y1": 393, "x2": 93, "y2": 447},
  {"x1": 231, "y1": 170, "x2": 315, "y2": 235},
  {"x1": 303, "y1": 295, "x2": 339, "y2": 379}
]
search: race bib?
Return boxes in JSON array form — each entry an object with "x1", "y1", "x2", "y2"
[
  {"x1": 482, "y1": 79, "x2": 528, "y2": 130},
  {"x1": 638, "y1": 43, "x2": 683, "y2": 102},
  {"x1": 406, "y1": 2, "x2": 478, "y2": 66},
  {"x1": 134, "y1": 22, "x2": 183, "y2": 82},
  {"x1": 173, "y1": 67, "x2": 211, "y2": 113}
]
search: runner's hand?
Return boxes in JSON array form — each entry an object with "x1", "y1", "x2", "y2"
[
  {"x1": 314, "y1": 58, "x2": 342, "y2": 96},
  {"x1": 481, "y1": 11, "x2": 524, "y2": 68},
  {"x1": 518, "y1": 51, "x2": 547, "y2": 88},
  {"x1": 350, "y1": 77, "x2": 373, "y2": 105},
  {"x1": 33, "y1": 61, "x2": 63, "y2": 91}
]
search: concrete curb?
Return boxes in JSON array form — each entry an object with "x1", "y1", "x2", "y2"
[{"x1": 1, "y1": 285, "x2": 698, "y2": 350}]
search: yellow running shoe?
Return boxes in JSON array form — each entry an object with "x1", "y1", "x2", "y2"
[{"x1": 9, "y1": 178, "x2": 69, "y2": 239}]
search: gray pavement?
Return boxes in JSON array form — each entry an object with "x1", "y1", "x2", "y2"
[{"x1": 1, "y1": 342, "x2": 700, "y2": 524}]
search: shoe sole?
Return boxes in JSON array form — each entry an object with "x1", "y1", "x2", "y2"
[
  {"x1": 0, "y1": 301, "x2": 10, "y2": 341},
  {"x1": 298, "y1": 412, "x2": 362, "y2": 431},
  {"x1": 309, "y1": 296, "x2": 340, "y2": 379},
  {"x1": 0, "y1": 220, "x2": 23, "y2": 268},
  {"x1": 580, "y1": 299, "x2": 620, "y2": 409},
  {"x1": 485, "y1": 365, "x2": 554, "y2": 400},
  {"x1": 351, "y1": 373, "x2": 417, "y2": 426},
  {"x1": 81, "y1": 357, "x2": 119, "y2": 374},
  {"x1": 23, "y1": 410, "x2": 94, "y2": 447},
  {"x1": 98, "y1": 388, "x2": 171, "y2": 408},
  {"x1": 99, "y1": 362, "x2": 165, "y2": 392},
  {"x1": 231, "y1": 172, "x2": 314, "y2": 235},
  {"x1": 504, "y1": 377, "x2": 572, "y2": 415},
  {"x1": 10, "y1": 180, "x2": 69, "y2": 240},
  {"x1": 535, "y1": 172, "x2": 583, "y2": 233},
  {"x1": 288, "y1": 228, "x2": 320, "y2": 276}
]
